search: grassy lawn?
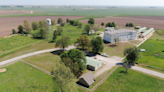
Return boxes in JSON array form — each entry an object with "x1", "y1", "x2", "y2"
[
  {"x1": 95, "y1": 67, "x2": 164, "y2": 92},
  {"x1": 128, "y1": 40, "x2": 142, "y2": 45},
  {"x1": 138, "y1": 32, "x2": 164, "y2": 69},
  {"x1": 103, "y1": 42, "x2": 135, "y2": 57},
  {"x1": 0, "y1": 62, "x2": 58, "y2": 92},
  {"x1": 0, "y1": 35, "x2": 42, "y2": 57},
  {"x1": 23, "y1": 52, "x2": 61, "y2": 72}
]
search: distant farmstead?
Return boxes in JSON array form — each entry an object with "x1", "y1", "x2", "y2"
[{"x1": 103, "y1": 27, "x2": 138, "y2": 43}]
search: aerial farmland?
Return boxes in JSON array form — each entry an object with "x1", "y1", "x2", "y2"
[{"x1": 0, "y1": 2, "x2": 164, "y2": 92}]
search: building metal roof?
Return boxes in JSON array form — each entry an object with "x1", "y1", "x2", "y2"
[
  {"x1": 86, "y1": 57, "x2": 102, "y2": 67},
  {"x1": 137, "y1": 27, "x2": 147, "y2": 33},
  {"x1": 104, "y1": 29, "x2": 137, "y2": 35},
  {"x1": 140, "y1": 28, "x2": 154, "y2": 37},
  {"x1": 79, "y1": 72, "x2": 95, "y2": 86},
  {"x1": 105, "y1": 27, "x2": 115, "y2": 31}
]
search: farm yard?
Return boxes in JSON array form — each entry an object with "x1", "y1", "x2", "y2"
[
  {"x1": 0, "y1": 35, "x2": 42, "y2": 58},
  {"x1": 0, "y1": 16, "x2": 84, "y2": 37},
  {"x1": 95, "y1": 67, "x2": 164, "y2": 92}
]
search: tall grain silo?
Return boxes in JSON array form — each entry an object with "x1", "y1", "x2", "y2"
[{"x1": 47, "y1": 19, "x2": 51, "y2": 25}]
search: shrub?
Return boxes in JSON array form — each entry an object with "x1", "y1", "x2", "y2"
[
  {"x1": 17, "y1": 25, "x2": 24, "y2": 33},
  {"x1": 12, "y1": 29, "x2": 17, "y2": 34},
  {"x1": 60, "y1": 22, "x2": 65, "y2": 26}
]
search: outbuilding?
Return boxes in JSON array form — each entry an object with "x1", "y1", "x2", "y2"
[
  {"x1": 86, "y1": 57, "x2": 102, "y2": 71},
  {"x1": 78, "y1": 72, "x2": 95, "y2": 87}
]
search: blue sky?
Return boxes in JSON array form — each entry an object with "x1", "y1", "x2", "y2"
[{"x1": 1, "y1": 0, "x2": 164, "y2": 6}]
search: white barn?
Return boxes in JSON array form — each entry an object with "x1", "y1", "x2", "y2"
[{"x1": 103, "y1": 28, "x2": 138, "y2": 43}]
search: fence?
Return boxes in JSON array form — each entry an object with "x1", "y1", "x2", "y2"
[
  {"x1": 20, "y1": 60, "x2": 51, "y2": 75},
  {"x1": 78, "y1": 66, "x2": 119, "y2": 92}
]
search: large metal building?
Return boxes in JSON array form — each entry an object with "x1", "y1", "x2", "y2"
[{"x1": 103, "y1": 28, "x2": 138, "y2": 43}]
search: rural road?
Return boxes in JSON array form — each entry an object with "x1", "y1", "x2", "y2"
[{"x1": 0, "y1": 45, "x2": 76, "y2": 67}]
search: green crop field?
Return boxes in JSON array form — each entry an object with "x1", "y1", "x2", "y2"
[
  {"x1": 95, "y1": 67, "x2": 164, "y2": 92},
  {"x1": 138, "y1": 32, "x2": 164, "y2": 69},
  {"x1": 1, "y1": 7, "x2": 164, "y2": 17},
  {"x1": 0, "y1": 62, "x2": 58, "y2": 92},
  {"x1": 0, "y1": 35, "x2": 42, "y2": 57}
]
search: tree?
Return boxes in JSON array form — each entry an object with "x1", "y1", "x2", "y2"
[
  {"x1": 42, "y1": 20, "x2": 47, "y2": 27},
  {"x1": 66, "y1": 19, "x2": 69, "y2": 23},
  {"x1": 91, "y1": 36, "x2": 104, "y2": 54},
  {"x1": 114, "y1": 36, "x2": 119, "y2": 45},
  {"x1": 126, "y1": 23, "x2": 129, "y2": 27},
  {"x1": 53, "y1": 30, "x2": 58, "y2": 41},
  {"x1": 39, "y1": 28, "x2": 46, "y2": 39},
  {"x1": 112, "y1": 22, "x2": 116, "y2": 27},
  {"x1": 75, "y1": 35, "x2": 91, "y2": 50},
  {"x1": 78, "y1": 22, "x2": 83, "y2": 28},
  {"x1": 92, "y1": 25, "x2": 99, "y2": 34},
  {"x1": 51, "y1": 20, "x2": 55, "y2": 25},
  {"x1": 69, "y1": 20, "x2": 74, "y2": 25},
  {"x1": 57, "y1": 26, "x2": 63, "y2": 35},
  {"x1": 88, "y1": 18, "x2": 95, "y2": 25},
  {"x1": 17, "y1": 25, "x2": 23, "y2": 33},
  {"x1": 129, "y1": 23, "x2": 134, "y2": 27},
  {"x1": 31, "y1": 21, "x2": 38, "y2": 30},
  {"x1": 52, "y1": 62, "x2": 78, "y2": 92},
  {"x1": 83, "y1": 24, "x2": 90, "y2": 35},
  {"x1": 12, "y1": 29, "x2": 17, "y2": 34},
  {"x1": 73, "y1": 20, "x2": 79, "y2": 26},
  {"x1": 58, "y1": 18, "x2": 63, "y2": 24},
  {"x1": 23, "y1": 20, "x2": 32, "y2": 35},
  {"x1": 38, "y1": 21, "x2": 43, "y2": 28},
  {"x1": 106, "y1": 22, "x2": 113, "y2": 27},
  {"x1": 101, "y1": 22, "x2": 104, "y2": 26},
  {"x1": 124, "y1": 47, "x2": 141, "y2": 73},
  {"x1": 60, "y1": 49, "x2": 87, "y2": 76},
  {"x1": 55, "y1": 36, "x2": 71, "y2": 51}
]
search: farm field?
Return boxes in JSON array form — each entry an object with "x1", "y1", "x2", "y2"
[
  {"x1": 0, "y1": 35, "x2": 42, "y2": 58},
  {"x1": 138, "y1": 32, "x2": 164, "y2": 70},
  {"x1": 0, "y1": 16, "x2": 84, "y2": 37},
  {"x1": 0, "y1": 10, "x2": 32, "y2": 16},
  {"x1": 0, "y1": 62, "x2": 58, "y2": 92},
  {"x1": 80, "y1": 16, "x2": 164, "y2": 29},
  {"x1": 1, "y1": 7, "x2": 164, "y2": 17},
  {"x1": 95, "y1": 67, "x2": 164, "y2": 92}
]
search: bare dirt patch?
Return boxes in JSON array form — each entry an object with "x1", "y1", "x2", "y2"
[
  {"x1": 80, "y1": 16, "x2": 164, "y2": 29},
  {"x1": 0, "y1": 10, "x2": 32, "y2": 16},
  {"x1": 0, "y1": 16, "x2": 84, "y2": 37}
]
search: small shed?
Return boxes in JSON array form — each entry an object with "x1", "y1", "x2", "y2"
[
  {"x1": 140, "y1": 49, "x2": 146, "y2": 52},
  {"x1": 47, "y1": 19, "x2": 51, "y2": 25},
  {"x1": 135, "y1": 26, "x2": 141, "y2": 29},
  {"x1": 86, "y1": 57, "x2": 102, "y2": 71},
  {"x1": 78, "y1": 72, "x2": 95, "y2": 87}
]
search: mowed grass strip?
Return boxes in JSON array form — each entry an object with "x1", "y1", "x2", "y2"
[
  {"x1": 95, "y1": 67, "x2": 164, "y2": 92},
  {"x1": 0, "y1": 62, "x2": 59, "y2": 92},
  {"x1": 23, "y1": 52, "x2": 61, "y2": 72},
  {"x1": 138, "y1": 32, "x2": 164, "y2": 69}
]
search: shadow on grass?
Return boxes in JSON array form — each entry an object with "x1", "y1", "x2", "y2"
[
  {"x1": 48, "y1": 41, "x2": 55, "y2": 43},
  {"x1": 50, "y1": 50, "x2": 64, "y2": 55},
  {"x1": 119, "y1": 70, "x2": 126, "y2": 73}
]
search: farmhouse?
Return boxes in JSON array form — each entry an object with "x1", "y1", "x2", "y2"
[
  {"x1": 103, "y1": 28, "x2": 138, "y2": 43},
  {"x1": 78, "y1": 72, "x2": 95, "y2": 87},
  {"x1": 86, "y1": 57, "x2": 102, "y2": 71}
]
